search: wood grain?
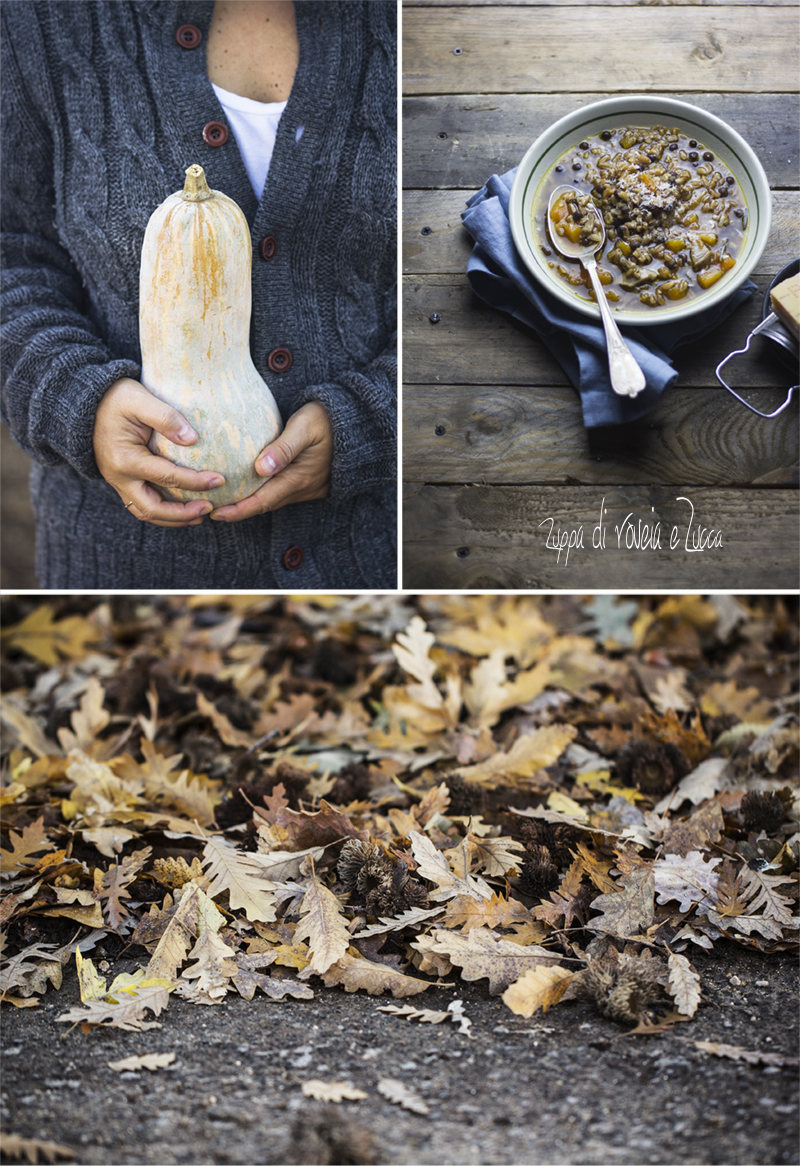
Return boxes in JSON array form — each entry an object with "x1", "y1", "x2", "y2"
[
  {"x1": 402, "y1": 93, "x2": 800, "y2": 190},
  {"x1": 402, "y1": 483, "x2": 800, "y2": 588},
  {"x1": 402, "y1": 7, "x2": 800, "y2": 95},
  {"x1": 405, "y1": 1, "x2": 797, "y2": 7},
  {"x1": 402, "y1": 274, "x2": 797, "y2": 388},
  {"x1": 402, "y1": 384, "x2": 799, "y2": 485},
  {"x1": 402, "y1": 189, "x2": 798, "y2": 275}
]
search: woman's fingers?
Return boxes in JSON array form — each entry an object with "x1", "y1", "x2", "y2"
[
  {"x1": 93, "y1": 377, "x2": 225, "y2": 526},
  {"x1": 210, "y1": 402, "x2": 333, "y2": 522}
]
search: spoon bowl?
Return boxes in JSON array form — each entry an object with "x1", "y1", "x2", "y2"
[{"x1": 547, "y1": 184, "x2": 646, "y2": 398}]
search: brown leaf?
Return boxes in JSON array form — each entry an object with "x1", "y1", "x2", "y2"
[
  {"x1": 301, "y1": 952, "x2": 437, "y2": 997},
  {"x1": 589, "y1": 867, "x2": 655, "y2": 938},
  {"x1": 691, "y1": 1040, "x2": 799, "y2": 1068},
  {"x1": 0, "y1": 1133, "x2": 74, "y2": 1163},
  {"x1": 293, "y1": 878, "x2": 351, "y2": 975},
  {"x1": 502, "y1": 965, "x2": 574, "y2": 1017},
  {"x1": 424, "y1": 927, "x2": 561, "y2": 995}
]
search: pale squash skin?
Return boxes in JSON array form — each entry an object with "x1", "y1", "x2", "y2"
[{"x1": 140, "y1": 165, "x2": 282, "y2": 506}]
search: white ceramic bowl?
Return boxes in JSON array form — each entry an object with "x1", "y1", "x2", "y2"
[{"x1": 509, "y1": 96, "x2": 771, "y2": 326}]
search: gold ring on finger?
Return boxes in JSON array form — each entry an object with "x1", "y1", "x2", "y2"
[{"x1": 124, "y1": 500, "x2": 135, "y2": 510}]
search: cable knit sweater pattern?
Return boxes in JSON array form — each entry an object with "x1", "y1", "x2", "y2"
[{"x1": 1, "y1": 0, "x2": 397, "y2": 590}]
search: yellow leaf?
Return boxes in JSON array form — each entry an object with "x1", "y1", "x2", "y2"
[
  {"x1": 301, "y1": 1079, "x2": 368, "y2": 1103},
  {"x1": 454, "y1": 724, "x2": 578, "y2": 788},
  {"x1": 108, "y1": 1052, "x2": 176, "y2": 1072},
  {"x1": 293, "y1": 878, "x2": 351, "y2": 975},
  {"x1": 502, "y1": 965, "x2": 575, "y2": 1017},
  {"x1": 76, "y1": 949, "x2": 107, "y2": 1003},
  {"x1": 392, "y1": 616, "x2": 443, "y2": 711},
  {"x1": 2, "y1": 604, "x2": 101, "y2": 665},
  {"x1": 547, "y1": 791, "x2": 589, "y2": 821}
]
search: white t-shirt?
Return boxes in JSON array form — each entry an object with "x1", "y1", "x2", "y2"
[{"x1": 211, "y1": 82, "x2": 287, "y2": 200}]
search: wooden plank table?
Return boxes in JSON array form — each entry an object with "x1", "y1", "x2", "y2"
[{"x1": 402, "y1": 0, "x2": 800, "y2": 589}]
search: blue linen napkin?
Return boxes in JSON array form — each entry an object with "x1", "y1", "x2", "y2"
[{"x1": 461, "y1": 168, "x2": 757, "y2": 427}]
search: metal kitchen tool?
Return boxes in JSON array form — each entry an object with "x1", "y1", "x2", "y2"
[
  {"x1": 547, "y1": 185, "x2": 646, "y2": 398},
  {"x1": 715, "y1": 259, "x2": 799, "y2": 418}
]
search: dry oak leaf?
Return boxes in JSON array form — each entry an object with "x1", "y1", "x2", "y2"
[
  {"x1": 135, "y1": 738, "x2": 220, "y2": 826},
  {"x1": 256, "y1": 799, "x2": 364, "y2": 851},
  {"x1": 700, "y1": 680, "x2": 773, "y2": 723},
  {"x1": 534, "y1": 856, "x2": 590, "y2": 929},
  {"x1": 653, "y1": 852, "x2": 722, "y2": 914},
  {"x1": 301, "y1": 1079, "x2": 369, "y2": 1103},
  {"x1": 231, "y1": 953, "x2": 315, "y2": 1002},
  {"x1": 107, "y1": 1052, "x2": 176, "y2": 1072},
  {"x1": 501, "y1": 964, "x2": 575, "y2": 1018},
  {"x1": 425, "y1": 927, "x2": 561, "y2": 995},
  {"x1": 616, "y1": 1010, "x2": 692, "y2": 1038},
  {"x1": 461, "y1": 834, "x2": 526, "y2": 878},
  {"x1": 409, "y1": 831, "x2": 492, "y2": 903},
  {"x1": 57, "y1": 981, "x2": 172, "y2": 1032},
  {"x1": 691, "y1": 1041, "x2": 799, "y2": 1069},
  {"x1": 589, "y1": 867, "x2": 655, "y2": 938},
  {"x1": 453, "y1": 724, "x2": 578, "y2": 789},
  {"x1": 293, "y1": 877, "x2": 351, "y2": 975},
  {"x1": 144, "y1": 883, "x2": 202, "y2": 979},
  {"x1": 737, "y1": 866, "x2": 798, "y2": 930},
  {"x1": 0, "y1": 1133, "x2": 74, "y2": 1164},
  {"x1": 196, "y1": 691, "x2": 254, "y2": 749},
  {"x1": 56, "y1": 676, "x2": 111, "y2": 756},
  {"x1": 379, "y1": 1000, "x2": 474, "y2": 1037},
  {"x1": 463, "y1": 649, "x2": 550, "y2": 729},
  {"x1": 2, "y1": 603, "x2": 101, "y2": 665},
  {"x1": 377, "y1": 1078, "x2": 430, "y2": 1115},
  {"x1": 201, "y1": 835, "x2": 277, "y2": 923},
  {"x1": 667, "y1": 951, "x2": 702, "y2": 1018},
  {"x1": 248, "y1": 846, "x2": 326, "y2": 882},
  {"x1": 0, "y1": 942, "x2": 59, "y2": 998},
  {"x1": 299, "y1": 952, "x2": 436, "y2": 998},
  {"x1": 662, "y1": 800, "x2": 724, "y2": 858},
  {"x1": 0, "y1": 697, "x2": 60, "y2": 759},
  {"x1": 392, "y1": 615, "x2": 445, "y2": 712},
  {"x1": 444, "y1": 891, "x2": 534, "y2": 934},
  {"x1": 355, "y1": 906, "x2": 445, "y2": 939},
  {"x1": 436, "y1": 596, "x2": 554, "y2": 668},
  {"x1": 0, "y1": 819, "x2": 56, "y2": 874}
]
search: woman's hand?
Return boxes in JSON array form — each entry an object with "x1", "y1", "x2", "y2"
[
  {"x1": 93, "y1": 377, "x2": 225, "y2": 527},
  {"x1": 209, "y1": 401, "x2": 333, "y2": 523}
]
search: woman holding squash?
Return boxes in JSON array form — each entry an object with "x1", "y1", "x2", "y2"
[{"x1": 1, "y1": 1, "x2": 397, "y2": 588}]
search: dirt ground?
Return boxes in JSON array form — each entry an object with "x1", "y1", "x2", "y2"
[
  {"x1": 2, "y1": 939, "x2": 797, "y2": 1166},
  {"x1": 1, "y1": 426, "x2": 38, "y2": 591}
]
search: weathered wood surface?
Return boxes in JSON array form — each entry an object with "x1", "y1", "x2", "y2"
[
  {"x1": 401, "y1": 0, "x2": 800, "y2": 590},
  {"x1": 408, "y1": 1, "x2": 796, "y2": 6},
  {"x1": 403, "y1": 273, "x2": 799, "y2": 389},
  {"x1": 402, "y1": 7, "x2": 799, "y2": 95},
  {"x1": 403, "y1": 484, "x2": 800, "y2": 589},
  {"x1": 403, "y1": 93, "x2": 800, "y2": 190},
  {"x1": 403, "y1": 190, "x2": 798, "y2": 275},
  {"x1": 403, "y1": 385, "x2": 799, "y2": 486}
]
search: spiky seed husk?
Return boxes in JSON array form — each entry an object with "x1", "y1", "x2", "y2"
[
  {"x1": 741, "y1": 789, "x2": 786, "y2": 834},
  {"x1": 518, "y1": 843, "x2": 560, "y2": 899},
  {"x1": 615, "y1": 737, "x2": 690, "y2": 796}
]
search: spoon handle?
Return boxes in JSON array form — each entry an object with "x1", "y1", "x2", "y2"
[{"x1": 584, "y1": 259, "x2": 647, "y2": 398}]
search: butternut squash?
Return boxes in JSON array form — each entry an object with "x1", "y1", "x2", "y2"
[{"x1": 139, "y1": 164, "x2": 282, "y2": 505}]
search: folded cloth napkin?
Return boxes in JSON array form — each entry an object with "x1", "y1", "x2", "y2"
[{"x1": 461, "y1": 168, "x2": 757, "y2": 427}]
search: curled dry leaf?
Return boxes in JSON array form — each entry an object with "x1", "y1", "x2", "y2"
[
  {"x1": 107, "y1": 1052, "x2": 176, "y2": 1072},
  {"x1": 0, "y1": 1132, "x2": 74, "y2": 1164},
  {"x1": 502, "y1": 965, "x2": 575, "y2": 1018},
  {"x1": 301, "y1": 1079, "x2": 369, "y2": 1103},
  {"x1": 377, "y1": 1078, "x2": 430, "y2": 1115}
]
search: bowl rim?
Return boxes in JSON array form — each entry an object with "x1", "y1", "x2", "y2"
[{"x1": 509, "y1": 95, "x2": 772, "y2": 327}]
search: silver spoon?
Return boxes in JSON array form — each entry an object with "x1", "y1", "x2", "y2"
[{"x1": 547, "y1": 184, "x2": 646, "y2": 398}]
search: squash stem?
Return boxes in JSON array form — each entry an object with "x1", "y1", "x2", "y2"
[{"x1": 182, "y1": 164, "x2": 213, "y2": 202}]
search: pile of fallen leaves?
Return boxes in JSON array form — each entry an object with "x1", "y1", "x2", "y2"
[{"x1": 1, "y1": 593, "x2": 797, "y2": 1039}]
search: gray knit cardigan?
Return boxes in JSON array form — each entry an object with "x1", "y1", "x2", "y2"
[{"x1": 1, "y1": 0, "x2": 397, "y2": 589}]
